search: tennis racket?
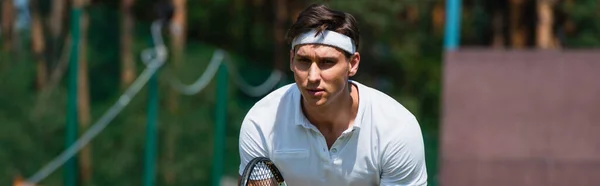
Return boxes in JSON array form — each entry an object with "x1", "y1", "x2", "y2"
[{"x1": 239, "y1": 157, "x2": 286, "y2": 186}]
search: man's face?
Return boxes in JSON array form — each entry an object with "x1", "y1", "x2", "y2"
[{"x1": 290, "y1": 44, "x2": 360, "y2": 107}]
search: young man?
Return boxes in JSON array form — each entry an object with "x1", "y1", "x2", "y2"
[{"x1": 238, "y1": 4, "x2": 428, "y2": 186}]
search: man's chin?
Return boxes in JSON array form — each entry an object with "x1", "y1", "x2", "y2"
[
  {"x1": 302, "y1": 98, "x2": 327, "y2": 107},
  {"x1": 300, "y1": 91, "x2": 328, "y2": 105}
]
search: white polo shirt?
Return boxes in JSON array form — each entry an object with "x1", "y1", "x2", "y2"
[{"x1": 238, "y1": 81, "x2": 427, "y2": 186}]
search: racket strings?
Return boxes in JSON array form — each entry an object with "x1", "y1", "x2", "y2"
[
  {"x1": 250, "y1": 162, "x2": 280, "y2": 185},
  {"x1": 265, "y1": 162, "x2": 285, "y2": 183},
  {"x1": 241, "y1": 157, "x2": 286, "y2": 186}
]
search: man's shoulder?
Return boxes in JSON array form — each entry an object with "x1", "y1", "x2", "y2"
[
  {"x1": 244, "y1": 83, "x2": 297, "y2": 122},
  {"x1": 356, "y1": 81, "x2": 415, "y2": 121},
  {"x1": 355, "y1": 81, "x2": 421, "y2": 138},
  {"x1": 253, "y1": 82, "x2": 296, "y2": 108},
  {"x1": 357, "y1": 83, "x2": 425, "y2": 163}
]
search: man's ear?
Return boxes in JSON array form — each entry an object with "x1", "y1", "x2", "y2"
[{"x1": 348, "y1": 52, "x2": 360, "y2": 77}]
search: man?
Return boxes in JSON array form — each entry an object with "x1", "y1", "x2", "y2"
[{"x1": 238, "y1": 4, "x2": 428, "y2": 186}]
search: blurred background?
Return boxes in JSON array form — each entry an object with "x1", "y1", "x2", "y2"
[{"x1": 1, "y1": 0, "x2": 599, "y2": 186}]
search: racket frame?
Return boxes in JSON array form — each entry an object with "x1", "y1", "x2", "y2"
[{"x1": 239, "y1": 157, "x2": 286, "y2": 186}]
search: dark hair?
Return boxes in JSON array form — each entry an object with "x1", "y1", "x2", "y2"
[{"x1": 286, "y1": 4, "x2": 360, "y2": 55}]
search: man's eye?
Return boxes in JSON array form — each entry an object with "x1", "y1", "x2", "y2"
[{"x1": 322, "y1": 60, "x2": 335, "y2": 64}]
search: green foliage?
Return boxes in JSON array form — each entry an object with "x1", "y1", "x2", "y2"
[
  {"x1": 560, "y1": 0, "x2": 600, "y2": 47},
  {"x1": 2, "y1": 0, "x2": 600, "y2": 185},
  {"x1": 3, "y1": 0, "x2": 443, "y2": 185},
  {"x1": 0, "y1": 54, "x2": 67, "y2": 186}
]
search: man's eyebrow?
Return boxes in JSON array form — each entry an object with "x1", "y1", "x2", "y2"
[
  {"x1": 320, "y1": 56, "x2": 338, "y2": 61},
  {"x1": 295, "y1": 53, "x2": 309, "y2": 58},
  {"x1": 294, "y1": 53, "x2": 338, "y2": 61}
]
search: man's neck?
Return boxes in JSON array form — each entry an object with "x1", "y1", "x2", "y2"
[{"x1": 301, "y1": 82, "x2": 359, "y2": 134}]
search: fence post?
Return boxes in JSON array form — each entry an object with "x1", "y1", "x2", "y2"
[
  {"x1": 65, "y1": 7, "x2": 81, "y2": 186},
  {"x1": 212, "y1": 62, "x2": 228, "y2": 186},
  {"x1": 144, "y1": 38, "x2": 160, "y2": 186},
  {"x1": 444, "y1": 0, "x2": 462, "y2": 50}
]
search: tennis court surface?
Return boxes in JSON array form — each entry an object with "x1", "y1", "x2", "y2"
[{"x1": 440, "y1": 49, "x2": 600, "y2": 186}]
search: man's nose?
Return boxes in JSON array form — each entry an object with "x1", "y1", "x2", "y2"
[{"x1": 307, "y1": 62, "x2": 321, "y2": 82}]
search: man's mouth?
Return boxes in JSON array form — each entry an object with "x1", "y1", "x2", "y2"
[{"x1": 306, "y1": 88, "x2": 325, "y2": 96}]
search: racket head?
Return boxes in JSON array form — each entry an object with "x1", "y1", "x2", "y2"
[{"x1": 239, "y1": 157, "x2": 286, "y2": 186}]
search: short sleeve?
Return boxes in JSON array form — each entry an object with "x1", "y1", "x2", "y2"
[
  {"x1": 380, "y1": 117, "x2": 428, "y2": 186},
  {"x1": 238, "y1": 117, "x2": 269, "y2": 176}
]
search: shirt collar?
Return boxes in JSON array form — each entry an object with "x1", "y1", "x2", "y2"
[{"x1": 293, "y1": 86, "x2": 312, "y2": 129}]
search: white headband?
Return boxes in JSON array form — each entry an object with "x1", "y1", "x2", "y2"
[{"x1": 291, "y1": 29, "x2": 356, "y2": 54}]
